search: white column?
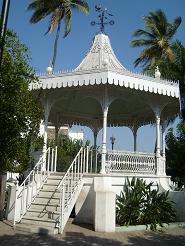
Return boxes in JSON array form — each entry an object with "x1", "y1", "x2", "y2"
[
  {"x1": 94, "y1": 177, "x2": 116, "y2": 232},
  {"x1": 162, "y1": 123, "x2": 166, "y2": 158},
  {"x1": 93, "y1": 130, "x2": 98, "y2": 150},
  {"x1": 161, "y1": 122, "x2": 167, "y2": 176},
  {"x1": 101, "y1": 103, "x2": 109, "y2": 174},
  {"x1": 133, "y1": 125, "x2": 138, "y2": 152},
  {"x1": 156, "y1": 114, "x2": 161, "y2": 157},
  {"x1": 42, "y1": 100, "x2": 52, "y2": 155},
  {"x1": 43, "y1": 112, "x2": 49, "y2": 155},
  {"x1": 134, "y1": 132, "x2": 137, "y2": 152},
  {"x1": 154, "y1": 109, "x2": 162, "y2": 175},
  {"x1": 100, "y1": 86, "x2": 111, "y2": 174}
]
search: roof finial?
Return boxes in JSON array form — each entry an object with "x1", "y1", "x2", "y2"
[
  {"x1": 91, "y1": 5, "x2": 114, "y2": 33},
  {"x1": 46, "y1": 63, "x2": 53, "y2": 75},
  {"x1": 155, "y1": 66, "x2": 161, "y2": 78}
]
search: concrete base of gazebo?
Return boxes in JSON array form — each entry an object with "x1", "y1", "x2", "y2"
[{"x1": 75, "y1": 173, "x2": 185, "y2": 232}]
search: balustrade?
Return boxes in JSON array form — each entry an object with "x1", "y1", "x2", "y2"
[
  {"x1": 13, "y1": 147, "x2": 57, "y2": 225},
  {"x1": 106, "y1": 150, "x2": 156, "y2": 174}
]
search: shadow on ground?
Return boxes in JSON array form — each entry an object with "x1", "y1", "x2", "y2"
[
  {"x1": 0, "y1": 222, "x2": 185, "y2": 245},
  {"x1": 0, "y1": 232, "x2": 123, "y2": 246}
]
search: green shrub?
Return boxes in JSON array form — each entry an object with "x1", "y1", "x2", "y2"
[{"x1": 116, "y1": 177, "x2": 176, "y2": 230}]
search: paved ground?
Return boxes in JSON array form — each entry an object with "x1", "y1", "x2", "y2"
[{"x1": 0, "y1": 220, "x2": 185, "y2": 245}]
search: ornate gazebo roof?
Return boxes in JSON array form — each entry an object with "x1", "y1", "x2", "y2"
[{"x1": 30, "y1": 32, "x2": 180, "y2": 129}]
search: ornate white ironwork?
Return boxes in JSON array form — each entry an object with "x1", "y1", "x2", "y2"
[
  {"x1": 57, "y1": 146, "x2": 87, "y2": 232},
  {"x1": 13, "y1": 147, "x2": 57, "y2": 225},
  {"x1": 106, "y1": 150, "x2": 156, "y2": 174},
  {"x1": 56, "y1": 146, "x2": 99, "y2": 233}
]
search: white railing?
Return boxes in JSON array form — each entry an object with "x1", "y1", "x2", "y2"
[
  {"x1": 106, "y1": 150, "x2": 156, "y2": 174},
  {"x1": 13, "y1": 147, "x2": 57, "y2": 225},
  {"x1": 57, "y1": 146, "x2": 90, "y2": 233},
  {"x1": 85, "y1": 147, "x2": 99, "y2": 173}
]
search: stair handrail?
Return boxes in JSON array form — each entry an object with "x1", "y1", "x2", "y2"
[
  {"x1": 56, "y1": 146, "x2": 88, "y2": 232},
  {"x1": 13, "y1": 146, "x2": 57, "y2": 225},
  {"x1": 57, "y1": 147, "x2": 84, "y2": 190}
]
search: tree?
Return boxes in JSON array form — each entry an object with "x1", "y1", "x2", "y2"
[
  {"x1": 48, "y1": 134, "x2": 90, "y2": 171},
  {"x1": 166, "y1": 122, "x2": 185, "y2": 188},
  {"x1": 0, "y1": 30, "x2": 42, "y2": 219},
  {"x1": 27, "y1": 0, "x2": 89, "y2": 68},
  {"x1": 131, "y1": 9, "x2": 181, "y2": 68},
  {"x1": 0, "y1": 30, "x2": 42, "y2": 172},
  {"x1": 145, "y1": 41, "x2": 185, "y2": 119}
]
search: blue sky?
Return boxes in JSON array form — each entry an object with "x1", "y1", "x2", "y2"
[{"x1": 4, "y1": 0, "x2": 185, "y2": 152}]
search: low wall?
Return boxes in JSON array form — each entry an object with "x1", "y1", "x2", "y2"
[
  {"x1": 159, "y1": 177, "x2": 185, "y2": 221},
  {"x1": 6, "y1": 174, "x2": 42, "y2": 222},
  {"x1": 74, "y1": 173, "x2": 170, "y2": 225},
  {"x1": 6, "y1": 172, "x2": 185, "y2": 229}
]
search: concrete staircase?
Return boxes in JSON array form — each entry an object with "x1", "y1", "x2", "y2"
[
  {"x1": 15, "y1": 172, "x2": 64, "y2": 235},
  {"x1": 14, "y1": 147, "x2": 88, "y2": 234}
]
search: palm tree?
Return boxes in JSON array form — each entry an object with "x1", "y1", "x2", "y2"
[
  {"x1": 131, "y1": 10, "x2": 181, "y2": 68},
  {"x1": 28, "y1": 0, "x2": 89, "y2": 68},
  {"x1": 159, "y1": 41, "x2": 185, "y2": 119}
]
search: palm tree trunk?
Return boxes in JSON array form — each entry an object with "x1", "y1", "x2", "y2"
[{"x1": 52, "y1": 20, "x2": 61, "y2": 69}]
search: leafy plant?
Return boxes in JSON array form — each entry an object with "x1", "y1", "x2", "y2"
[
  {"x1": 48, "y1": 134, "x2": 90, "y2": 171},
  {"x1": 32, "y1": 136, "x2": 44, "y2": 151},
  {"x1": 143, "y1": 188, "x2": 176, "y2": 230},
  {"x1": 116, "y1": 177, "x2": 176, "y2": 231}
]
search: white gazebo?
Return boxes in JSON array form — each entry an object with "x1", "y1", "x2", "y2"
[
  {"x1": 12, "y1": 23, "x2": 182, "y2": 234},
  {"x1": 11, "y1": 29, "x2": 183, "y2": 235},
  {"x1": 30, "y1": 31, "x2": 180, "y2": 177}
]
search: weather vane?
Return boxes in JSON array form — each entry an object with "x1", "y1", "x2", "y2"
[{"x1": 91, "y1": 5, "x2": 114, "y2": 33}]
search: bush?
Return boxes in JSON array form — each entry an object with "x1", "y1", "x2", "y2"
[
  {"x1": 48, "y1": 134, "x2": 90, "y2": 172},
  {"x1": 116, "y1": 177, "x2": 176, "y2": 231}
]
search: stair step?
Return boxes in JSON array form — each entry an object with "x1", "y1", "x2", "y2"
[
  {"x1": 26, "y1": 210, "x2": 60, "y2": 220},
  {"x1": 50, "y1": 172, "x2": 64, "y2": 176},
  {"x1": 42, "y1": 184, "x2": 59, "y2": 191},
  {"x1": 34, "y1": 197, "x2": 60, "y2": 204},
  {"x1": 46, "y1": 179, "x2": 62, "y2": 185},
  {"x1": 37, "y1": 191, "x2": 60, "y2": 198},
  {"x1": 21, "y1": 216, "x2": 57, "y2": 228},
  {"x1": 47, "y1": 175, "x2": 63, "y2": 180},
  {"x1": 30, "y1": 203, "x2": 60, "y2": 212},
  {"x1": 15, "y1": 223, "x2": 59, "y2": 235}
]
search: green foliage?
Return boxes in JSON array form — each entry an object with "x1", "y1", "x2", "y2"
[
  {"x1": 0, "y1": 30, "x2": 42, "y2": 172},
  {"x1": 145, "y1": 41, "x2": 185, "y2": 96},
  {"x1": 143, "y1": 189, "x2": 176, "y2": 230},
  {"x1": 48, "y1": 134, "x2": 89, "y2": 171},
  {"x1": 32, "y1": 136, "x2": 44, "y2": 151},
  {"x1": 131, "y1": 9, "x2": 181, "y2": 68},
  {"x1": 116, "y1": 177, "x2": 176, "y2": 231},
  {"x1": 166, "y1": 122, "x2": 185, "y2": 188}
]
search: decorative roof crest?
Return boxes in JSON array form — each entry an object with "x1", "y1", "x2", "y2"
[{"x1": 91, "y1": 5, "x2": 114, "y2": 33}]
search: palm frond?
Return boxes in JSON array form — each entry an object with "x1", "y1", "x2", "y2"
[
  {"x1": 71, "y1": 0, "x2": 89, "y2": 14},
  {"x1": 131, "y1": 39, "x2": 155, "y2": 47},
  {"x1": 131, "y1": 9, "x2": 181, "y2": 68},
  {"x1": 132, "y1": 29, "x2": 155, "y2": 39},
  {"x1": 168, "y1": 16, "x2": 182, "y2": 38}
]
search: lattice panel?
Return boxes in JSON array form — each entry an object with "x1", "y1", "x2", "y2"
[{"x1": 106, "y1": 151, "x2": 156, "y2": 174}]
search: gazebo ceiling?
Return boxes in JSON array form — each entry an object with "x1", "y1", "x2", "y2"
[
  {"x1": 31, "y1": 32, "x2": 180, "y2": 128},
  {"x1": 47, "y1": 84, "x2": 179, "y2": 128}
]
